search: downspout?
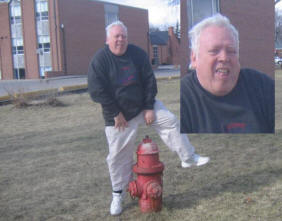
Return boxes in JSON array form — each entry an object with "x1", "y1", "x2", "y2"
[
  {"x1": 53, "y1": 0, "x2": 66, "y2": 74},
  {"x1": 60, "y1": 23, "x2": 67, "y2": 74},
  {"x1": 0, "y1": 37, "x2": 8, "y2": 80}
]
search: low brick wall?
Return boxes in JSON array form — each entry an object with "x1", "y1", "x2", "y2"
[{"x1": 45, "y1": 71, "x2": 66, "y2": 78}]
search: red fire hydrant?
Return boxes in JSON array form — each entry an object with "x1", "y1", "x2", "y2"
[{"x1": 128, "y1": 136, "x2": 165, "y2": 213}]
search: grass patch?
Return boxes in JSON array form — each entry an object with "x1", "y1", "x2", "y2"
[
  {"x1": 0, "y1": 76, "x2": 281, "y2": 221},
  {"x1": 4, "y1": 87, "x2": 66, "y2": 108}
]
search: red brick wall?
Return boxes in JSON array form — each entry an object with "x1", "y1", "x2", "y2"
[
  {"x1": 0, "y1": 3, "x2": 13, "y2": 80},
  {"x1": 54, "y1": 0, "x2": 105, "y2": 75},
  {"x1": 180, "y1": 0, "x2": 189, "y2": 75},
  {"x1": 49, "y1": 0, "x2": 64, "y2": 72},
  {"x1": 0, "y1": 0, "x2": 149, "y2": 79},
  {"x1": 148, "y1": 45, "x2": 153, "y2": 66},
  {"x1": 148, "y1": 27, "x2": 180, "y2": 67},
  {"x1": 22, "y1": 0, "x2": 40, "y2": 79},
  {"x1": 53, "y1": 0, "x2": 149, "y2": 76},
  {"x1": 159, "y1": 45, "x2": 169, "y2": 64},
  {"x1": 119, "y1": 6, "x2": 149, "y2": 52},
  {"x1": 181, "y1": 0, "x2": 275, "y2": 78},
  {"x1": 220, "y1": 0, "x2": 274, "y2": 77},
  {"x1": 168, "y1": 27, "x2": 180, "y2": 66},
  {"x1": 149, "y1": 44, "x2": 169, "y2": 67}
]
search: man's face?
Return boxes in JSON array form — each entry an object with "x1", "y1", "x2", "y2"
[
  {"x1": 106, "y1": 25, "x2": 128, "y2": 56},
  {"x1": 191, "y1": 26, "x2": 240, "y2": 96}
]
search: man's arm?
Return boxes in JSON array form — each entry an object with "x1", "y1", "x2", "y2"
[
  {"x1": 263, "y1": 74, "x2": 275, "y2": 133},
  {"x1": 139, "y1": 53, "x2": 157, "y2": 125},
  {"x1": 140, "y1": 54, "x2": 158, "y2": 110},
  {"x1": 87, "y1": 57, "x2": 120, "y2": 120}
]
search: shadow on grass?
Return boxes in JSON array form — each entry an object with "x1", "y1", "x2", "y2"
[{"x1": 163, "y1": 166, "x2": 282, "y2": 210}]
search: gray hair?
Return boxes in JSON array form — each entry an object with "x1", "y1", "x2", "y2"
[
  {"x1": 105, "y1": 20, "x2": 128, "y2": 38},
  {"x1": 189, "y1": 14, "x2": 239, "y2": 56}
]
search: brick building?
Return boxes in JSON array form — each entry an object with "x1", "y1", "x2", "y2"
[
  {"x1": 180, "y1": 0, "x2": 275, "y2": 78},
  {"x1": 0, "y1": 0, "x2": 149, "y2": 80},
  {"x1": 149, "y1": 27, "x2": 180, "y2": 68}
]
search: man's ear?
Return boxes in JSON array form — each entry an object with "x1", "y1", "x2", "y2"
[{"x1": 190, "y1": 51, "x2": 197, "y2": 69}]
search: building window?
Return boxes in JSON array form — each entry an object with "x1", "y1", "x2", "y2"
[
  {"x1": 12, "y1": 45, "x2": 24, "y2": 54},
  {"x1": 36, "y1": 0, "x2": 48, "y2": 17},
  {"x1": 187, "y1": 0, "x2": 219, "y2": 29},
  {"x1": 9, "y1": 0, "x2": 25, "y2": 79},
  {"x1": 38, "y1": 43, "x2": 50, "y2": 53},
  {"x1": 35, "y1": 0, "x2": 51, "y2": 78},
  {"x1": 36, "y1": 11, "x2": 49, "y2": 21},
  {"x1": 13, "y1": 68, "x2": 25, "y2": 80},
  {"x1": 10, "y1": 15, "x2": 21, "y2": 24},
  {"x1": 152, "y1": 46, "x2": 159, "y2": 65},
  {"x1": 36, "y1": 0, "x2": 48, "y2": 21},
  {"x1": 104, "y1": 4, "x2": 119, "y2": 26}
]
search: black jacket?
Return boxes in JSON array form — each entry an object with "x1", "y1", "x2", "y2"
[{"x1": 88, "y1": 44, "x2": 157, "y2": 126}]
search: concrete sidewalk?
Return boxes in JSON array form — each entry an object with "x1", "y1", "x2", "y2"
[{"x1": 0, "y1": 65, "x2": 180, "y2": 103}]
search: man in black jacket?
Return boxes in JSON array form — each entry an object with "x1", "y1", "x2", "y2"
[
  {"x1": 88, "y1": 21, "x2": 209, "y2": 216},
  {"x1": 180, "y1": 14, "x2": 274, "y2": 133}
]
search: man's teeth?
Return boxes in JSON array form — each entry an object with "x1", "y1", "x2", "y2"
[{"x1": 217, "y1": 69, "x2": 228, "y2": 74}]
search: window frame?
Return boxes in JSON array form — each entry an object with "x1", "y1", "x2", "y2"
[
  {"x1": 104, "y1": 4, "x2": 119, "y2": 27},
  {"x1": 187, "y1": 0, "x2": 220, "y2": 29}
]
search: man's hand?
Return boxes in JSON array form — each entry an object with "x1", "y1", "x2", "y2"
[
  {"x1": 143, "y1": 109, "x2": 155, "y2": 126},
  {"x1": 114, "y1": 112, "x2": 128, "y2": 131}
]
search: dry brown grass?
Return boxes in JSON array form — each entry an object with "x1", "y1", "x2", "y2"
[
  {"x1": 0, "y1": 76, "x2": 281, "y2": 221},
  {"x1": 4, "y1": 88, "x2": 66, "y2": 108}
]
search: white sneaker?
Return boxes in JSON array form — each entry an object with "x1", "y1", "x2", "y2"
[
  {"x1": 110, "y1": 192, "x2": 123, "y2": 216},
  {"x1": 181, "y1": 154, "x2": 210, "y2": 168}
]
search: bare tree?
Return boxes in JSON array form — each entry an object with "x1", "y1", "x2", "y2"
[
  {"x1": 166, "y1": 0, "x2": 180, "y2": 6},
  {"x1": 163, "y1": 0, "x2": 180, "y2": 34},
  {"x1": 174, "y1": 20, "x2": 180, "y2": 39}
]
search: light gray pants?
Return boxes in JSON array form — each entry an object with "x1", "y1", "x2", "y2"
[{"x1": 105, "y1": 100, "x2": 195, "y2": 191}]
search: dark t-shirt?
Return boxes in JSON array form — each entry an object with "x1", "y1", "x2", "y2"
[{"x1": 180, "y1": 68, "x2": 274, "y2": 133}]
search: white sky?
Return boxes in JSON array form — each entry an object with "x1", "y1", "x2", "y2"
[
  {"x1": 98, "y1": 0, "x2": 180, "y2": 29},
  {"x1": 276, "y1": 1, "x2": 282, "y2": 11}
]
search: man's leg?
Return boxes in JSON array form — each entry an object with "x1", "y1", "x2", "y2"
[
  {"x1": 151, "y1": 100, "x2": 209, "y2": 167},
  {"x1": 105, "y1": 113, "x2": 142, "y2": 215}
]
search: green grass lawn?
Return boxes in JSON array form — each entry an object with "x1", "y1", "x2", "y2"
[{"x1": 0, "y1": 75, "x2": 281, "y2": 221}]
